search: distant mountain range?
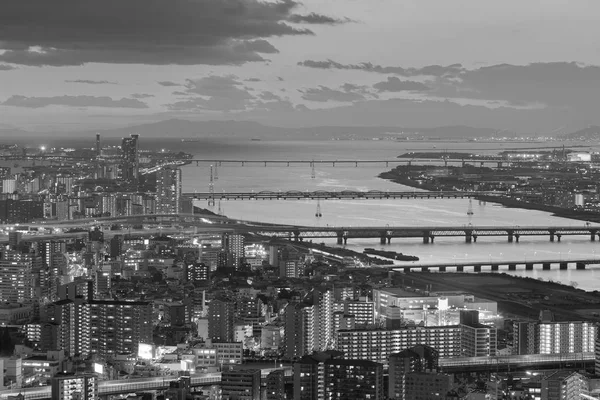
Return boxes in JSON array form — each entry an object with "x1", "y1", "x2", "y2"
[
  {"x1": 559, "y1": 125, "x2": 600, "y2": 140},
  {"x1": 0, "y1": 119, "x2": 592, "y2": 141}
]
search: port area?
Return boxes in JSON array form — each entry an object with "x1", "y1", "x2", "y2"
[{"x1": 394, "y1": 271, "x2": 600, "y2": 322}]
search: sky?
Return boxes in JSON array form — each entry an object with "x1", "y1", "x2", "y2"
[{"x1": 1, "y1": 0, "x2": 600, "y2": 133}]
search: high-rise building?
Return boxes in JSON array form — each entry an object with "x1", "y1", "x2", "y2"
[
  {"x1": 121, "y1": 134, "x2": 139, "y2": 182},
  {"x1": 284, "y1": 302, "x2": 317, "y2": 359},
  {"x1": 459, "y1": 310, "x2": 497, "y2": 357},
  {"x1": 343, "y1": 299, "x2": 375, "y2": 327},
  {"x1": 0, "y1": 251, "x2": 41, "y2": 304},
  {"x1": 185, "y1": 262, "x2": 209, "y2": 283},
  {"x1": 403, "y1": 372, "x2": 453, "y2": 400},
  {"x1": 0, "y1": 199, "x2": 44, "y2": 223},
  {"x1": 388, "y1": 345, "x2": 439, "y2": 399},
  {"x1": 541, "y1": 371, "x2": 589, "y2": 400},
  {"x1": 45, "y1": 297, "x2": 91, "y2": 358},
  {"x1": 222, "y1": 233, "x2": 244, "y2": 270},
  {"x1": 265, "y1": 369, "x2": 285, "y2": 400},
  {"x1": 156, "y1": 167, "x2": 182, "y2": 214},
  {"x1": 208, "y1": 298, "x2": 235, "y2": 342},
  {"x1": 95, "y1": 134, "x2": 101, "y2": 157},
  {"x1": 294, "y1": 353, "x2": 384, "y2": 400},
  {"x1": 221, "y1": 369, "x2": 261, "y2": 400},
  {"x1": 51, "y1": 372, "x2": 98, "y2": 400},
  {"x1": 514, "y1": 319, "x2": 596, "y2": 355},
  {"x1": 314, "y1": 288, "x2": 335, "y2": 351},
  {"x1": 337, "y1": 326, "x2": 463, "y2": 365}
]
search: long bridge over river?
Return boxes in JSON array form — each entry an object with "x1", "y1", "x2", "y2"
[{"x1": 184, "y1": 190, "x2": 498, "y2": 201}]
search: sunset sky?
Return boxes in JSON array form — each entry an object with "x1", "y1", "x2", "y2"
[{"x1": 1, "y1": 0, "x2": 600, "y2": 133}]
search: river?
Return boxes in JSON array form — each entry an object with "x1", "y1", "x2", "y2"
[{"x1": 175, "y1": 139, "x2": 600, "y2": 291}]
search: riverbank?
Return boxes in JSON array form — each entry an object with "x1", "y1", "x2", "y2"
[{"x1": 379, "y1": 169, "x2": 600, "y2": 224}]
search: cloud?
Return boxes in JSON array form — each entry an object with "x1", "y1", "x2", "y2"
[
  {"x1": 373, "y1": 77, "x2": 430, "y2": 92},
  {"x1": 0, "y1": 0, "x2": 319, "y2": 66},
  {"x1": 131, "y1": 93, "x2": 155, "y2": 99},
  {"x1": 65, "y1": 79, "x2": 117, "y2": 85},
  {"x1": 288, "y1": 13, "x2": 352, "y2": 25},
  {"x1": 298, "y1": 59, "x2": 464, "y2": 77},
  {"x1": 258, "y1": 91, "x2": 282, "y2": 101},
  {"x1": 0, "y1": 64, "x2": 16, "y2": 71},
  {"x1": 167, "y1": 75, "x2": 255, "y2": 111},
  {"x1": 299, "y1": 85, "x2": 366, "y2": 102},
  {"x1": 245, "y1": 78, "x2": 262, "y2": 82},
  {"x1": 2, "y1": 95, "x2": 148, "y2": 108},
  {"x1": 158, "y1": 81, "x2": 182, "y2": 87}
]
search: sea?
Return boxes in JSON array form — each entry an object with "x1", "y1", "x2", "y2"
[{"x1": 43, "y1": 136, "x2": 600, "y2": 291}]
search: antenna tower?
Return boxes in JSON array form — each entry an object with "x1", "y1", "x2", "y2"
[
  {"x1": 214, "y1": 163, "x2": 219, "y2": 180},
  {"x1": 311, "y1": 161, "x2": 316, "y2": 179},
  {"x1": 315, "y1": 199, "x2": 322, "y2": 217}
]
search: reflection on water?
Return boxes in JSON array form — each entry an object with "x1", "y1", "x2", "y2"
[{"x1": 184, "y1": 140, "x2": 600, "y2": 291}]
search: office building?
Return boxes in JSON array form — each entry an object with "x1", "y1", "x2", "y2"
[
  {"x1": 459, "y1": 310, "x2": 497, "y2": 357},
  {"x1": 51, "y1": 373, "x2": 98, "y2": 400},
  {"x1": 314, "y1": 288, "x2": 335, "y2": 351},
  {"x1": 45, "y1": 297, "x2": 91, "y2": 358},
  {"x1": 221, "y1": 369, "x2": 261, "y2": 400},
  {"x1": 208, "y1": 299, "x2": 235, "y2": 342},
  {"x1": 294, "y1": 352, "x2": 384, "y2": 400},
  {"x1": 121, "y1": 134, "x2": 139, "y2": 182},
  {"x1": 95, "y1": 134, "x2": 101, "y2": 157},
  {"x1": 156, "y1": 167, "x2": 182, "y2": 214}
]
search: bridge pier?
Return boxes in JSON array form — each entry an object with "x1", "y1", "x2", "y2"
[
  {"x1": 543, "y1": 263, "x2": 551, "y2": 270},
  {"x1": 508, "y1": 264, "x2": 516, "y2": 271},
  {"x1": 560, "y1": 262, "x2": 568, "y2": 270},
  {"x1": 497, "y1": 161, "x2": 503, "y2": 168},
  {"x1": 421, "y1": 266, "x2": 429, "y2": 272},
  {"x1": 515, "y1": 234, "x2": 520, "y2": 243},
  {"x1": 550, "y1": 231, "x2": 555, "y2": 242},
  {"x1": 430, "y1": 236, "x2": 434, "y2": 243},
  {"x1": 423, "y1": 232, "x2": 431, "y2": 244},
  {"x1": 508, "y1": 231, "x2": 514, "y2": 243},
  {"x1": 439, "y1": 266, "x2": 446, "y2": 272},
  {"x1": 337, "y1": 232, "x2": 344, "y2": 245},
  {"x1": 456, "y1": 266, "x2": 464, "y2": 272},
  {"x1": 294, "y1": 232, "x2": 300, "y2": 241},
  {"x1": 557, "y1": 234, "x2": 561, "y2": 242},
  {"x1": 380, "y1": 233, "x2": 386, "y2": 245},
  {"x1": 474, "y1": 265, "x2": 481, "y2": 272},
  {"x1": 465, "y1": 231, "x2": 473, "y2": 243},
  {"x1": 525, "y1": 263, "x2": 534, "y2": 270},
  {"x1": 472, "y1": 235, "x2": 477, "y2": 243},
  {"x1": 491, "y1": 264, "x2": 499, "y2": 271},
  {"x1": 592, "y1": 230, "x2": 597, "y2": 241},
  {"x1": 404, "y1": 267, "x2": 411, "y2": 273},
  {"x1": 577, "y1": 262, "x2": 586, "y2": 270}
]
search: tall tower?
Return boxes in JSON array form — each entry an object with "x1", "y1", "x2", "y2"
[
  {"x1": 208, "y1": 298, "x2": 235, "y2": 342},
  {"x1": 121, "y1": 134, "x2": 139, "y2": 182},
  {"x1": 156, "y1": 167, "x2": 182, "y2": 214},
  {"x1": 95, "y1": 133, "x2": 101, "y2": 157}
]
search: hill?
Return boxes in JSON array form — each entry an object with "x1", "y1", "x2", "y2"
[{"x1": 560, "y1": 125, "x2": 600, "y2": 140}]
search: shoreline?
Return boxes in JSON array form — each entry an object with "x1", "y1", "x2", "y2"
[{"x1": 378, "y1": 170, "x2": 600, "y2": 224}]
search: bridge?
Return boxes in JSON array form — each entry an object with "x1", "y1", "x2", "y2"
[
  {"x1": 185, "y1": 190, "x2": 497, "y2": 201},
  {"x1": 186, "y1": 158, "x2": 514, "y2": 168},
  {"x1": 393, "y1": 258, "x2": 599, "y2": 272},
  {"x1": 241, "y1": 224, "x2": 600, "y2": 245}
]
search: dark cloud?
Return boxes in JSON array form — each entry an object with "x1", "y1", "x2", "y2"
[
  {"x1": 158, "y1": 81, "x2": 182, "y2": 87},
  {"x1": 65, "y1": 79, "x2": 117, "y2": 85},
  {"x1": 0, "y1": 64, "x2": 16, "y2": 71},
  {"x1": 299, "y1": 85, "x2": 366, "y2": 102},
  {"x1": 0, "y1": 0, "x2": 317, "y2": 66},
  {"x1": 288, "y1": 13, "x2": 352, "y2": 25},
  {"x1": 298, "y1": 59, "x2": 463, "y2": 77},
  {"x1": 245, "y1": 78, "x2": 262, "y2": 82},
  {"x1": 277, "y1": 77, "x2": 284, "y2": 81},
  {"x1": 373, "y1": 77, "x2": 430, "y2": 92},
  {"x1": 131, "y1": 93, "x2": 155, "y2": 99},
  {"x1": 2, "y1": 95, "x2": 148, "y2": 108}
]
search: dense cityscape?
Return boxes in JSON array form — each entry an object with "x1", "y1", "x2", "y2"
[
  {"x1": 4, "y1": 1, "x2": 600, "y2": 399},
  {"x1": 0, "y1": 134, "x2": 598, "y2": 400}
]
